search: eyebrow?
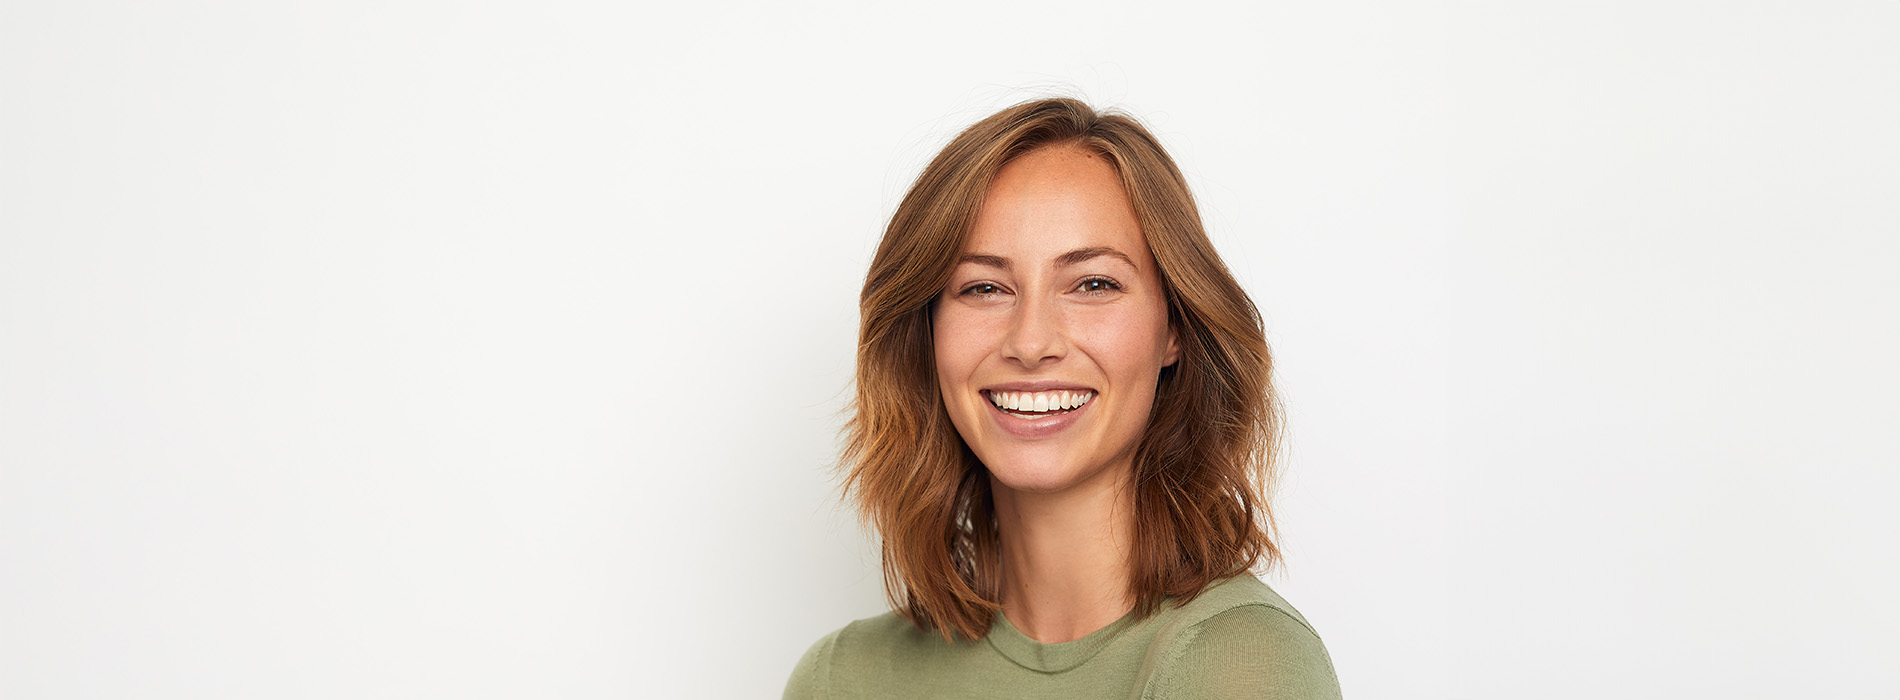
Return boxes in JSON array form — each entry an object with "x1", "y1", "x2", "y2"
[
  {"x1": 1056, "y1": 246, "x2": 1137, "y2": 269},
  {"x1": 956, "y1": 246, "x2": 1138, "y2": 271},
  {"x1": 957, "y1": 253, "x2": 1012, "y2": 270}
]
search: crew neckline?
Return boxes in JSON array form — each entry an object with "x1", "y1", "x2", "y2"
[{"x1": 984, "y1": 607, "x2": 1143, "y2": 673}]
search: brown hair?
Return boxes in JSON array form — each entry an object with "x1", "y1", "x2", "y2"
[{"x1": 842, "y1": 97, "x2": 1282, "y2": 642}]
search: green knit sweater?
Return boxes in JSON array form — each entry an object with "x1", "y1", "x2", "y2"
[{"x1": 782, "y1": 574, "x2": 1342, "y2": 699}]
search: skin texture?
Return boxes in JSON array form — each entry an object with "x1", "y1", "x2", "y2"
[{"x1": 932, "y1": 144, "x2": 1179, "y2": 643}]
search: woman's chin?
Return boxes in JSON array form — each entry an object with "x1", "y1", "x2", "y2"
[
  {"x1": 988, "y1": 468, "x2": 1075, "y2": 494},
  {"x1": 984, "y1": 458, "x2": 1111, "y2": 495}
]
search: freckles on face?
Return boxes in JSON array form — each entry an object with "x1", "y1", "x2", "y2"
[{"x1": 931, "y1": 145, "x2": 1179, "y2": 494}]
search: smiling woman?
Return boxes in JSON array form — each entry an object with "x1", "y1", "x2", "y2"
[{"x1": 784, "y1": 98, "x2": 1342, "y2": 699}]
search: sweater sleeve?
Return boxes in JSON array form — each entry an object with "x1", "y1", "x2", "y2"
[
  {"x1": 782, "y1": 628, "x2": 840, "y2": 700},
  {"x1": 1148, "y1": 604, "x2": 1343, "y2": 700}
]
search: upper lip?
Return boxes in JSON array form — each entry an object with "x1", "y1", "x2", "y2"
[{"x1": 981, "y1": 380, "x2": 1097, "y2": 393}]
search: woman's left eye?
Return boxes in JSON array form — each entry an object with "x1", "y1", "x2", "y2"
[{"x1": 1076, "y1": 277, "x2": 1122, "y2": 293}]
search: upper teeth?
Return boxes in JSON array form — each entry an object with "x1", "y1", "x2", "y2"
[{"x1": 988, "y1": 390, "x2": 1093, "y2": 412}]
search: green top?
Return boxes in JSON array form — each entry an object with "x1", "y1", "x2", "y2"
[{"x1": 782, "y1": 574, "x2": 1342, "y2": 699}]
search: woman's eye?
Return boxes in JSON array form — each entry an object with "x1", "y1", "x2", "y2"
[
  {"x1": 1077, "y1": 277, "x2": 1122, "y2": 293},
  {"x1": 961, "y1": 283, "x2": 1004, "y2": 296}
]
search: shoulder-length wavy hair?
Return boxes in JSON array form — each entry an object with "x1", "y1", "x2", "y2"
[{"x1": 843, "y1": 97, "x2": 1281, "y2": 642}]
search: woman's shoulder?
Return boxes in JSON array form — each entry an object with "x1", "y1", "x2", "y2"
[
  {"x1": 782, "y1": 611, "x2": 947, "y2": 700},
  {"x1": 1141, "y1": 574, "x2": 1343, "y2": 699},
  {"x1": 783, "y1": 624, "x2": 841, "y2": 700},
  {"x1": 1167, "y1": 573, "x2": 1322, "y2": 638}
]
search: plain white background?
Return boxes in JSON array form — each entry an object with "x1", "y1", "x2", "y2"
[{"x1": 3, "y1": 1, "x2": 1896, "y2": 698}]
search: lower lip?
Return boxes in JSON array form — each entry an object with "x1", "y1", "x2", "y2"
[{"x1": 985, "y1": 393, "x2": 1092, "y2": 439}]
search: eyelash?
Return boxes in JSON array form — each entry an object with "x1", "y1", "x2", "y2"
[
  {"x1": 956, "y1": 277, "x2": 1124, "y2": 297},
  {"x1": 1076, "y1": 276, "x2": 1122, "y2": 294}
]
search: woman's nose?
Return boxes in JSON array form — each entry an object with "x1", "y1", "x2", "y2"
[{"x1": 1000, "y1": 293, "x2": 1066, "y2": 368}]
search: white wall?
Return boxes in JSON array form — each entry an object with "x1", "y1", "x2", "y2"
[{"x1": 3, "y1": 2, "x2": 1895, "y2": 698}]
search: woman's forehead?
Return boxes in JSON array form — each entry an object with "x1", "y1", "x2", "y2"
[{"x1": 964, "y1": 147, "x2": 1149, "y2": 267}]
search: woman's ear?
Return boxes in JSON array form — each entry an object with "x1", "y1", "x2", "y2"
[{"x1": 1162, "y1": 325, "x2": 1182, "y2": 368}]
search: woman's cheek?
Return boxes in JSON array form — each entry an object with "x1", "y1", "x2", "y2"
[
  {"x1": 935, "y1": 306, "x2": 998, "y2": 371},
  {"x1": 1070, "y1": 307, "x2": 1139, "y2": 358}
]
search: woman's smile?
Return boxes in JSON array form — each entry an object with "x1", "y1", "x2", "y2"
[{"x1": 982, "y1": 387, "x2": 1096, "y2": 438}]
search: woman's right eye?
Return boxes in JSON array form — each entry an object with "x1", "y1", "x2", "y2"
[{"x1": 961, "y1": 283, "x2": 1004, "y2": 297}]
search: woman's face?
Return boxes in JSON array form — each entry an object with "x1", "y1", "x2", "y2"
[{"x1": 933, "y1": 145, "x2": 1179, "y2": 495}]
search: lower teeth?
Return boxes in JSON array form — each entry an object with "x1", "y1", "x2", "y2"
[{"x1": 1006, "y1": 408, "x2": 1070, "y2": 418}]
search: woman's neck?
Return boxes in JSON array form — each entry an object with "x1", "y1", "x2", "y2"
[{"x1": 990, "y1": 464, "x2": 1137, "y2": 644}]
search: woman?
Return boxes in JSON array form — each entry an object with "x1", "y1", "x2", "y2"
[{"x1": 785, "y1": 98, "x2": 1341, "y2": 699}]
